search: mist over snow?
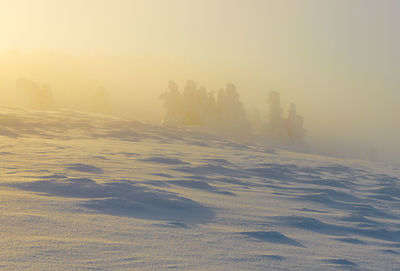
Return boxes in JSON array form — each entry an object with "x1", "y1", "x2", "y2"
[
  {"x1": 0, "y1": 50, "x2": 399, "y2": 163},
  {"x1": 0, "y1": 0, "x2": 399, "y2": 270}
]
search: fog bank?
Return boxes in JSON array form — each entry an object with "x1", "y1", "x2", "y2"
[{"x1": 0, "y1": 50, "x2": 398, "y2": 163}]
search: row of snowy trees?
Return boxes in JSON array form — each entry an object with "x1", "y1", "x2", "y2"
[
  {"x1": 161, "y1": 80, "x2": 306, "y2": 144},
  {"x1": 160, "y1": 80, "x2": 250, "y2": 137}
]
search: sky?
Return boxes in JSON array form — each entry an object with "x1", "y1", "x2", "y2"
[{"x1": 0, "y1": 0, "x2": 399, "y2": 162}]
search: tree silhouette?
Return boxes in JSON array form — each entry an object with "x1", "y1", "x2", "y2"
[{"x1": 16, "y1": 78, "x2": 54, "y2": 110}]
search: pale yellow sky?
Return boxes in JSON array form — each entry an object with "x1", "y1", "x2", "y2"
[{"x1": 0, "y1": 0, "x2": 399, "y2": 161}]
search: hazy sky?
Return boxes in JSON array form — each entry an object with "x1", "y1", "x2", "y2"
[{"x1": 0, "y1": 0, "x2": 399, "y2": 161}]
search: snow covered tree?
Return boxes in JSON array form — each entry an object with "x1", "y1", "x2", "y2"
[
  {"x1": 261, "y1": 91, "x2": 306, "y2": 145},
  {"x1": 160, "y1": 81, "x2": 183, "y2": 125},
  {"x1": 16, "y1": 78, "x2": 55, "y2": 110},
  {"x1": 262, "y1": 91, "x2": 286, "y2": 141},
  {"x1": 286, "y1": 103, "x2": 305, "y2": 142}
]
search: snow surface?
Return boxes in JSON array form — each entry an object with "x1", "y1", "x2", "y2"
[{"x1": 1, "y1": 106, "x2": 399, "y2": 270}]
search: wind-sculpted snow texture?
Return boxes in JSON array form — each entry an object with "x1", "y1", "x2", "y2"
[{"x1": 1, "y1": 106, "x2": 399, "y2": 270}]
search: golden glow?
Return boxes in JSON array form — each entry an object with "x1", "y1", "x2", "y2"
[{"x1": 0, "y1": 0, "x2": 399, "y2": 160}]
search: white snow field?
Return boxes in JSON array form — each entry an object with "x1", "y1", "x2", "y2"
[{"x1": 1, "y1": 106, "x2": 399, "y2": 270}]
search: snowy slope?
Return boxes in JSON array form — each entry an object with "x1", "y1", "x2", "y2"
[{"x1": 1, "y1": 106, "x2": 399, "y2": 270}]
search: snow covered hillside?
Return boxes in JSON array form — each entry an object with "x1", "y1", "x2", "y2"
[{"x1": 1, "y1": 106, "x2": 399, "y2": 270}]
